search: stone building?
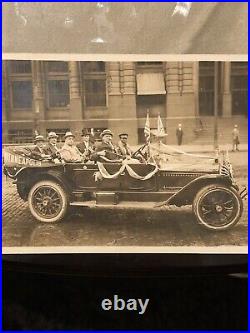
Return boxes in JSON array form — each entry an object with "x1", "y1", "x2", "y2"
[{"x1": 2, "y1": 60, "x2": 248, "y2": 145}]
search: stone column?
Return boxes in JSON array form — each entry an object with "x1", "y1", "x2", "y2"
[
  {"x1": 165, "y1": 62, "x2": 196, "y2": 144},
  {"x1": 222, "y1": 62, "x2": 232, "y2": 117},
  {"x1": 69, "y1": 61, "x2": 82, "y2": 136},
  {"x1": 108, "y1": 62, "x2": 138, "y2": 145},
  {"x1": 32, "y1": 61, "x2": 46, "y2": 136}
]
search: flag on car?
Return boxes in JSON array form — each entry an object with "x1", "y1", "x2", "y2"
[
  {"x1": 144, "y1": 110, "x2": 151, "y2": 142},
  {"x1": 157, "y1": 114, "x2": 166, "y2": 137}
]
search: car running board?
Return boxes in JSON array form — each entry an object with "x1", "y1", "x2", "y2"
[{"x1": 70, "y1": 201, "x2": 158, "y2": 209}]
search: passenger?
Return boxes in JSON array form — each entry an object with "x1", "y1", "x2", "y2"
[
  {"x1": 91, "y1": 129, "x2": 122, "y2": 162},
  {"x1": 77, "y1": 129, "x2": 95, "y2": 161},
  {"x1": 60, "y1": 132, "x2": 83, "y2": 162},
  {"x1": 46, "y1": 132, "x2": 61, "y2": 159},
  {"x1": 116, "y1": 133, "x2": 133, "y2": 158},
  {"x1": 32, "y1": 135, "x2": 50, "y2": 160}
]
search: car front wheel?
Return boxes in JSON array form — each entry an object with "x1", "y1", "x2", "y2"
[
  {"x1": 193, "y1": 184, "x2": 243, "y2": 231},
  {"x1": 28, "y1": 180, "x2": 68, "y2": 223}
]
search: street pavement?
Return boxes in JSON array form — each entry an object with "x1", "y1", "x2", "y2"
[{"x1": 2, "y1": 151, "x2": 248, "y2": 248}]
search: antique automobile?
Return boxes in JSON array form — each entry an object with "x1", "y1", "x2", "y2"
[{"x1": 3, "y1": 144, "x2": 247, "y2": 231}]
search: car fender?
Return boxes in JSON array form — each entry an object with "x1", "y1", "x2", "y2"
[
  {"x1": 16, "y1": 167, "x2": 73, "y2": 200},
  {"x1": 156, "y1": 174, "x2": 233, "y2": 207}
]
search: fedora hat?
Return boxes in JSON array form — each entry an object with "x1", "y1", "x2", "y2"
[
  {"x1": 48, "y1": 131, "x2": 58, "y2": 139},
  {"x1": 64, "y1": 131, "x2": 75, "y2": 139},
  {"x1": 100, "y1": 129, "x2": 113, "y2": 138},
  {"x1": 81, "y1": 128, "x2": 90, "y2": 136},
  {"x1": 34, "y1": 135, "x2": 45, "y2": 143}
]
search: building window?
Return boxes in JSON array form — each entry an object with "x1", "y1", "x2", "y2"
[
  {"x1": 137, "y1": 62, "x2": 164, "y2": 74},
  {"x1": 8, "y1": 60, "x2": 33, "y2": 110},
  {"x1": 199, "y1": 62, "x2": 223, "y2": 117},
  {"x1": 47, "y1": 61, "x2": 69, "y2": 73},
  {"x1": 8, "y1": 129, "x2": 33, "y2": 144},
  {"x1": 8, "y1": 60, "x2": 32, "y2": 74},
  {"x1": 45, "y1": 61, "x2": 70, "y2": 108},
  {"x1": 48, "y1": 80, "x2": 70, "y2": 107},
  {"x1": 85, "y1": 80, "x2": 106, "y2": 107},
  {"x1": 231, "y1": 62, "x2": 248, "y2": 116},
  {"x1": 81, "y1": 62, "x2": 107, "y2": 107},
  {"x1": 11, "y1": 81, "x2": 33, "y2": 108}
]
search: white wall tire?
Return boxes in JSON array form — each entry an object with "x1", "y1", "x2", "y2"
[
  {"x1": 28, "y1": 180, "x2": 68, "y2": 223},
  {"x1": 193, "y1": 185, "x2": 243, "y2": 231}
]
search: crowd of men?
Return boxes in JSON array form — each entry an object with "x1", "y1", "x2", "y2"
[{"x1": 31, "y1": 129, "x2": 137, "y2": 163}]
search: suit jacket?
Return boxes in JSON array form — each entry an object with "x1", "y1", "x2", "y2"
[
  {"x1": 45, "y1": 143, "x2": 60, "y2": 158},
  {"x1": 76, "y1": 141, "x2": 94, "y2": 160},
  {"x1": 176, "y1": 128, "x2": 183, "y2": 138},
  {"x1": 91, "y1": 142, "x2": 120, "y2": 162},
  {"x1": 31, "y1": 146, "x2": 48, "y2": 160},
  {"x1": 116, "y1": 140, "x2": 133, "y2": 157},
  {"x1": 60, "y1": 144, "x2": 82, "y2": 162}
]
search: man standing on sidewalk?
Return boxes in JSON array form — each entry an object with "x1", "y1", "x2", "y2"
[
  {"x1": 232, "y1": 124, "x2": 240, "y2": 152},
  {"x1": 176, "y1": 123, "x2": 183, "y2": 146}
]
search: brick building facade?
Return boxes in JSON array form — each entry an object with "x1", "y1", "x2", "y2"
[{"x1": 2, "y1": 60, "x2": 248, "y2": 145}]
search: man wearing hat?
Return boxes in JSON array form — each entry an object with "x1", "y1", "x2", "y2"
[
  {"x1": 60, "y1": 132, "x2": 83, "y2": 162},
  {"x1": 32, "y1": 135, "x2": 50, "y2": 160},
  {"x1": 91, "y1": 129, "x2": 122, "y2": 162},
  {"x1": 46, "y1": 131, "x2": 60, "y2": 159},
  {"x1": 76, "y1": 129, "x2": 94, "y2": 161},
  {"x1": 116, "y1": 133, "x2": 133, "y2": 158}
]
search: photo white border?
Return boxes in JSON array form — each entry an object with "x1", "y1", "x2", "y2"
[{"x1": 2, "y1": 53, "x2": 248, "y2": 254}]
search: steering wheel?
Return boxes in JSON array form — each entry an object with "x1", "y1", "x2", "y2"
[{"x1": 131, "y1": 144, "x2": 148, "y2": 163}]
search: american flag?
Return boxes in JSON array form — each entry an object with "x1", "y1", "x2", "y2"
[{"x1": 144, "y1": 110, "x2": 151, "y2": 142}]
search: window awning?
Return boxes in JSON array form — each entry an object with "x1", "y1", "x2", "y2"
[{"x1": 136, "y1": 73, "x2": 166, "y2": 95}]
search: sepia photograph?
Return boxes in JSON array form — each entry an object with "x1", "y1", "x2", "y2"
[{"x1": 2, "y1": 59, "x2": 248, "y2": 251}]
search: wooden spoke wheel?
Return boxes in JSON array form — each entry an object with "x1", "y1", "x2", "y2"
[
  {"x1": 28, "y1": 180, "x2": 68, "y2": 223},
  {"x1": 193, "y1": 185, "x2": 243, "y2": 231}
]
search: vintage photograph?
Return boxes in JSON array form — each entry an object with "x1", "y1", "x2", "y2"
[{"x1": 2, "y1": 59, "x2": 248, "y2": 251}]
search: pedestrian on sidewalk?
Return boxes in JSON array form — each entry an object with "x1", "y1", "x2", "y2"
[
  {"x1": 232, "y1": 124, "x2": 240, "y2": 152},
  {"x1": 176, "y1": 123, "x2": 183, "y2": 146}
]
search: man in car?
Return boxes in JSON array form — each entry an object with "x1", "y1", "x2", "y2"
[
  {"x1": 46, "y1": 131, "x2": 60, "y2": 159},
  {"x1": 32, "y1": 135, "x2": 50, "y2": 160},
  {"x1": 116, "y1": 133, "x2": 133, "y2": 158},
  {"x1": 60, "y1": 132, "x2": 83, "y2": 162},
  {"x1": 77, "y1": 128, "x2": 95, "y2": 161},
  {"x1": 91, "y1": 129, "x2": 122, "y2": 162}
]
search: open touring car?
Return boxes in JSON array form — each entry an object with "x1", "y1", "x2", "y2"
[{"x1": 3, "y1": 143, "x2": 247, "y2": 231}]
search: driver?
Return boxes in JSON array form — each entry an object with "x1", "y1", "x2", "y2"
[
  {"x1": 91, "y1": 129, "x2": 122, "y2": 162},
  {"x1": 60, "y1": 132, "x2": 83, "y2": 162},
  {"x1": 116, "y1": 133, "x2": 133, "y2": 158}
]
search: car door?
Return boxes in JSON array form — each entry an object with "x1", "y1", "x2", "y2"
[
  {"x1": 66, "y1": 162, "x2": 122, "y2": 191},
  {"x1": 120, "y1": 163, "x2": 157, "y2": 191}
]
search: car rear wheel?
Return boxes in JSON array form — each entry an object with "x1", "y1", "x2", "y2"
[
  {"x1": 28, "y1": 180, "x2": 68, "y2": 223},
  {"x1": 193, "y1": 184, "x2": 243, "y2": 231}
]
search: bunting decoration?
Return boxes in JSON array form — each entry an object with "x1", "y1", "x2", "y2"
[{"x1": 94, "y1": 161, "x2": 158, "y2": 182}]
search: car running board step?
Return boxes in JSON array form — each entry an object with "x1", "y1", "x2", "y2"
[{"x1": 70, "y1": 201, "x2": 158, "y2": 209}]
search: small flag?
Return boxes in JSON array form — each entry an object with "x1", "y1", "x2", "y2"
[
  {"x1": 157, "y1": 114, "x2": 166, "y2": 137},
  {"x1": 144, "y1": 110, "x2": 151, "y2": 142}
]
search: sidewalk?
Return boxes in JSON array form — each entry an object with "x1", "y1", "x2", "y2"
[
  {"x1": 168, "y1": 144, "x2": 248, "y2": 154},
  {"x1": 132, "y1": 143, "x2": 248, "y2": 154}
]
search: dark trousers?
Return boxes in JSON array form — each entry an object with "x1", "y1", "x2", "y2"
[{"x1": 177, "y1": 136, "x2": 183, "y2": 146}]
